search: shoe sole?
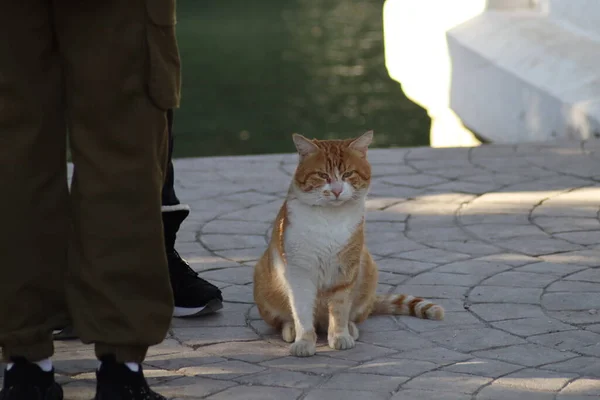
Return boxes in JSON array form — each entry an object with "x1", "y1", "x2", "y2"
[
  {"x1": 53, "y1": 325, "x2": 79, "y2": 341},
  {"x1": 173, "y1": 298, "x2": 223, "y2": 318}
]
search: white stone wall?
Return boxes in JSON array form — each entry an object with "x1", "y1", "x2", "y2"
[{"x1": 384, "y1": 0, "x2": 600, "y2": 144}]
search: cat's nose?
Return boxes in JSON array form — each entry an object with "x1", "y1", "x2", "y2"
[{"x1": 331, "y1": 182, "x2": 343, "y2": 198}]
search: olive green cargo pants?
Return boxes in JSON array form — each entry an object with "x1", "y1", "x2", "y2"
[{"x1": 0, "y1": 0, "x2": 180, "y2": 363}]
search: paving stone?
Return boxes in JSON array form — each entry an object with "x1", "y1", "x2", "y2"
[
  {"x1": 465, "y1": 224, "x2": 548, "y2": 240},
  {"x1": 460, "y1": 213, "x2": 532, "y2": 226},
  {"x1": 381, "y1": 174, "x2": 449, "y2": 188},
  {"x1": 236, "y1": 369, "x2": 323, "y2": 389},
  {"x1": 474, "y1": 253, "x2": 539, "y2": 267},
  {"x1": 473, "y1": 344, "x2": 577, "y2": 367},
  {"x1": 319, "y1": 342, "x2": 398, "y2": 362},
  {"x1": 394, "y1": 248, "x2": 472, "y2": 264},
  {"x1": 366, "y1": 210, "x2": 409, "y2": 222},
  {"x1": 516, "y1": 262, "x2": 587, "y2": 276},
  {"x1": 469, "y1": 286, "x2": 543, "y2": 304},
  {"x1": 359, "y1": 316, "x2": 404, "y2": 332},
  {"x1": 220, "y1": 284, "x2": 254, "y2": 303},
  {"x1": 433, "y1": 261, "x2": 513, "y2": 277},
  {"x1": 366, "y1": 221, "x2": 407, "y2": 232},
  {"x1": 202, "y1": 220, "x2": 271, "y2": 235},
  {"x1": 205, "y1": 385, "x2": 302, "y2": 400},
  {"x1": 377, "y1": 271, "x2": 410, "y2": 285},
  {"x1": 545, "y1": 281, "x2": 600, "y2": 293},
  {"x1": 260, "y1": 355, "x2": 357, "y2": 375},
  {"x1": 349, "y1": 358, "x2": 437, "y2": 377},
  {"x1": 395, "y1": 347, "x2": 470, "y2": 365},
  {"x1": 404, "y1": 371, "x2": 492, "y2": 394},
  {"x1": 201, "y1": 234, "x2": 267, "y2": 251},
  {"x1": 543, "y1": 292, "x2": 600, "y2": 311},
  {"x1": 421, "y1": 327, "x2": 526, "y2": 352},
  {"x1": 546, "y1": 310, "x2": 600, "y2": 324},
  {"x1": 369, "y1": 238, "x2": 428, "y2": 257},
  {"x1": 400, "y1": 311, "x2": 482, "y2": 332},
  {"x1": 394, "y1": 284, "x2": 469, "y2": 299},
  {"x1": 391, "y1": 389, "x2": 471, "y2": 399},
  {"x1": 153, "y1": 376, "x2": 237, "y2": 398},
  {"x1": 533, "y1": 217, "x2": 600, "y2": 234},
  {"x1": 144, "y1": 350, "x2": 226, "y2": 371},
  {"x1": 542, "y1": 356, "x2": 600, "y2": 376},
  {"x1": 491, "y1": 368, "x2": 577, "y2": 392},
  {"x1": 468, "y1": 304, "x2": 546, "y2": 322},
  {"x1": 376, "y1": 259, "x2": 437, "y2": 275},
  {"x1": 321, "y1": 372, "x2": 408, "y2": 392},
  {"x1": 304, "y1": 389, "x2": 392, "y2": 400},
  {"x1": 526, "y1": 330, "x2": 600, "y2": 351},
  {"x1": 406, "y1": 272, "x2": 482, "y2": 287},
  {"x1": 541, "y1": 250, "x2": 600, "y2": 266},
  {"x1": 200, "y1": 266, "x2": 254, "y2": 285},
  {"x1": 427, "y1": 240, "x2": 503, "y2": 256},
  {"x1": 358, "y1": 329, "x2": 436, "y2": 351},
  {"x1": 201, "y1": 340, "x2": 289, "y2": 363},
  {"x1": 491, "y1": 317, "x2": 575, "y2": 337},
  {"x1": 406, "y1": 227, "x2": 471, "y2": 242},
  {"x1": 560, "y1": 378, "x2": 600, "y2": 396},
  {"x1": 442, "y1": 358, "x2": 522, "y2": 377},
  {"x1": 555, "y1": 231, "x2": 600, "y2": 246},
  {"x1": 215, "y1": 247, "x2": 266, "y2": 262},
  {"x1": 173, "y1": 326, "x2": 259, "y2": 346},
  {"x1": 492, "y1": 237, "x2": 582, "y2": 256},
  {"x1": 477, "y1": 384, "x2": 557, "y2": 400},
  {"x1": 565, "y1": 269, "x2": 600, "y2": 283},
  {"x1": 177, "y1": 360, "x2": 266, "y2": 379},
  {"x1": 480, "y1": 271, "x2": 557, "y2": 288}
]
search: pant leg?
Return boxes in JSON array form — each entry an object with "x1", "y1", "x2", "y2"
[
  {"x1": 0, "y1": 0, "x2": 69, "y2": 362},
  {"x1": 54, "y1": 0, "x2": 180, "y2": 363},
  {"x1": 162, "y1": 109, "x2": 190, "y2": 253}
]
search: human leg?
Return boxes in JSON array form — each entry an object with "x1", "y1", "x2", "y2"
[
  {"x1": 54, "y1": 0, "x2": 178, "y2": 397},
  {"x1": 0, "y1": 0, "x2": 67, "y2": 398},
  {"x1": 162, "y1": 109, "x2": 223, "y2": 318}
]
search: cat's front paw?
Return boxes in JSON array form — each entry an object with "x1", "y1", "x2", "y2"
[
  {"x1": 290, "y1": 340, "x2": 316, "y2": 357},
  {"x1": 282, "y1": 322, "x2": 296, "y2": 343},
  {"x1": 329, "y1": 333, "x2": 355, "y2": 350}
]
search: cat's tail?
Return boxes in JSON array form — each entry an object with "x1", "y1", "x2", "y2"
[{"x1": 371, "y1": 294, "x2": 445, "y2": 320}]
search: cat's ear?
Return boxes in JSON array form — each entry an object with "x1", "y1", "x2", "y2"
[
  {"x1": 349, "y1": 130, "x2": 374, "y2": 156},
  {"x1": 292, "y1": 133, "x2": 319, "y2": 159}
]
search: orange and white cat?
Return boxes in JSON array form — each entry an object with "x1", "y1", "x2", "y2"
[{"x1": 253, "y1": 131, "x2": 444, "y2": 357}]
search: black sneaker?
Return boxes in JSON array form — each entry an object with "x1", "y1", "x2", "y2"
[
  {"x1": 0, "y1": 358, "x2": 63, "y2": 400},
  {"x1": 94, "y1": 356, "x2": 164, "y2": 400},
  {"x1": 168, "y1": 249, "x2": 223, "y2": 318}
]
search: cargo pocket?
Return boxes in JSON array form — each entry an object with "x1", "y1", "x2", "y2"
[{"x1": 145, "y1": 0, "x2": 181, "y2": 110}]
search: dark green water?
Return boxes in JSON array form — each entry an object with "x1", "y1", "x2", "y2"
[{"x1": 172, "y1": 0, "x2": 430, "y2": 158}]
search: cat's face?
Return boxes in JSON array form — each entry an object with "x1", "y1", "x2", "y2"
[{"x1": 291, "y1": 131, "x2": 373, "y2": 207}]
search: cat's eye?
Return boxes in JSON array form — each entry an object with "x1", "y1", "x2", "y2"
[
  {"x1": 318, "y1": 172, "x2": 329, "y2": 179},
  {"x1": 342, "y1": 171, "x2": 354, "y2": 179}
]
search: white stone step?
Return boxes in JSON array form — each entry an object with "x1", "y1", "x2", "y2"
[{"x1": 447, "y1": 10, "x2": 600, "y2": 143}]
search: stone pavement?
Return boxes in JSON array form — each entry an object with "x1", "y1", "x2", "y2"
[{"x1": 16, "y1": 140, "x2": 600, "y2": 398}]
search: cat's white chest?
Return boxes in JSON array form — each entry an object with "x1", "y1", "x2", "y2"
[{"x1": 283, "y1": 199, "x2": 363, "y2": 287}]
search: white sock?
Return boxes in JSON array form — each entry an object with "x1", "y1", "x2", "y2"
[
  {"x1": 6, "y1": 363, "x2": 14, "y2": 371},
  {"x1": 124, "y1": 362, "x2": 140, "y2": 372},
  {"x1": 35, "y1": 358, "x2": 53, "y2": 372},
  {"x1": 97, "y1": 361, "x2": 140, "y2": 372}
]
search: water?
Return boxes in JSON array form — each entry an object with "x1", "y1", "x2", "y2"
[{"x1": 172, "y1": 0, "x2": 430, "y2": 158}]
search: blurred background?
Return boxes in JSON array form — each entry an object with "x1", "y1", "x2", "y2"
[{"x1": 171, "y1": 0, "x2": 431, "y2": 158}]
